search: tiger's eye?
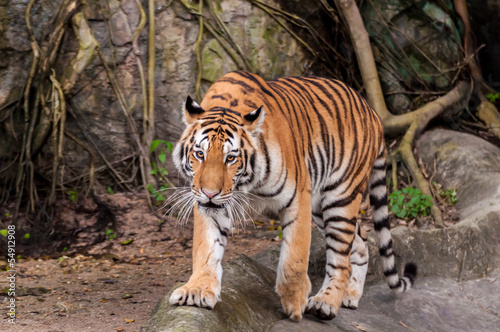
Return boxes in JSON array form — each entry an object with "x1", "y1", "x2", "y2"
[
  {"x1": 196, "y1": 151, "x2": 204, "y2": 159},
  {"x1": 226, "y1": 155, "x2": 235, "y2": 163}
]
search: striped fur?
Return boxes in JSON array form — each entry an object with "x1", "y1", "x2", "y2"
[{"x1": 169, "y1": 71, "x2": 416, "y2": 321}]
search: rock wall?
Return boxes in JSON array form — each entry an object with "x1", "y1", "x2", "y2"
[
  {"x1": 361, "y1": 0, "x2": 462, "y2": 114},
  {"x1": 0, "y1": 0, "x2": 308, "y2": 188},
  {"x1": 469, "y1": 0, "x2": 500, "y2": 85}
]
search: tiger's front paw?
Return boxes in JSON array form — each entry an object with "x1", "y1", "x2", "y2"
[
  {"x1": 169, "y1": 279, "x2": 221, "y2": 309},
  {"x1": 305, "y1": 294, "x2": 338, "y2": 320},
  {"x1": 341, "y1": 284, "x2": 362, "y2": 309},
  {"x1": 276, "y1": 274, "x2": 311, "y2": 322}
]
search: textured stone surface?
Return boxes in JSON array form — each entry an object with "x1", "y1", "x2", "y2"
[
  {"x1": 271, "y1": 269, "x2": 500, "y2": 332},
  {"x1": 142, "y1": 255, "x2": 283, "y2": 332},
  {"x1": 143, "y1": 253, "x2": 500, "y2": 332},
  {"x1": 0, "y1": 0, "x2": 308, "y2": 185}
]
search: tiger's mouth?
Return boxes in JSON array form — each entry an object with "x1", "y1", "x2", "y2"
[{"x1": 198, "y1": 201, "x2": 225, "y2": 209}]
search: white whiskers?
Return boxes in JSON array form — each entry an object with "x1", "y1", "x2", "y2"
[
  {"x1": 159, "y1": 187, "x2": 262, "y2": 231},
  {"x1": 160, "y1": 187, "x2": 195, "y2": 226}
]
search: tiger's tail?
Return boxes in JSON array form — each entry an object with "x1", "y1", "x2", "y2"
[{"x1": 369, "y1": 144, "x2": 417, "y2": 292}]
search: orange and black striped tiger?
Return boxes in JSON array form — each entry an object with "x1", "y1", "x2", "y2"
[{"x1": 169, "y1": 71, "x2": 416, "y2": 321}]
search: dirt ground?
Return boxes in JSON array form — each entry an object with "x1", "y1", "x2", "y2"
[{"x1": 0, "y1": 193, "x2": 280, "y2": 332}]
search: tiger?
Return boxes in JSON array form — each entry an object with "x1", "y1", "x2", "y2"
[{"x1": 169, "y1": 70, "x2": 417, "y2": 321}]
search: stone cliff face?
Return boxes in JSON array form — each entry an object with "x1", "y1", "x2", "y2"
[{"x1": 0, "y1": 0, "x2": 308, "y2": 186}]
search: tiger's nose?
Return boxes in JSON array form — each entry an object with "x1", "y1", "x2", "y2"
[{"x1": 202, "y1": 190, "x2": 220, "y2": 199}]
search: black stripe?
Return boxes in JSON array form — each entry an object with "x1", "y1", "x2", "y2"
[
  {"x1": 218, "y1": 76, "x2": 255, "y2": 94},
  {"x1": 325, "y1": 233, "x2": 350, "y2": 244},
  {"x1": 389, "y1": 280, "x2": 402, "y2": 289},
  {"x1": 324, "y1": 216, "x2": 357, "y2": 225},
  {"x1": 259, "y1": 170, "x2": 288, "y2": 197},
  {"x1": 281, "y1": 217, "x2": 296, "y2": 231},
  {"x1": 370, "y1": 194, "x2": 388, "y2": 211},
  {"x1": 211, "y1": 94, "x2": 227, "y2": 101},
  {"x1": 351, "y1": 261, "x2": 368, "y2": 266},
  {"x1": 211, "y1": 217, "x2": 228, "y2": 237},
  {"x1": 327, "y1": 246, "x2": 351, "y2": 256},
  {"x1": 384, "y1": 265, "x2": 398, "y2": 276},
  {"x1": 379, "y1": 239, "x2": 393, "y2": 257},
  {"x1": 327, "y1": 262, "x2": 348, "y2": 271},
  {"x1": 370, "y1": 177, "x2": 386, "y2": 190}
]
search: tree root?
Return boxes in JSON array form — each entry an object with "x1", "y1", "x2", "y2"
[{"x1": 477, "y1": 99, "x2": 500, "y2": 139}]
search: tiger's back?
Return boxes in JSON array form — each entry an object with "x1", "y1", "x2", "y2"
[{"x1": 170, "y1": 71, "x2": 416, "y2": 321}]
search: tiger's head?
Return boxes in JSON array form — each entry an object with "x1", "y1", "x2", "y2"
[{"x1": 172, "y1": 95, "x2": 265, "y2": 217}]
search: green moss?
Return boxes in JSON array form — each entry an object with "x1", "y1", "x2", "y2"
[{"x1": 201, "y1": 39, "x2": 237, "y2": 83}]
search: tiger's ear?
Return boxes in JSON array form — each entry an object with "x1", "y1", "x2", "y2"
[
  {"x1": 243, "y1": 106, "x2": 265, "y2": 135},
  {"x1": 183, "y1": 96, "x2": 204, "y2": 125}
]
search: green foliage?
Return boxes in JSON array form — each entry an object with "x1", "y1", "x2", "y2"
[
  {"x1": 0, "y1": 230, "x2": 7, "y2": 237},
  {"x1": 121, "y1": 239, "x2": 134, "y2": 245},
  {"x1": 107, "y1": 187, "x2": 115, "y2": 194},
  {"x1": 389, "y1": 187, "x2": 433, "y2": 220},
  {"x1": 147, "y1": 183, "x2": 169, "y2": 205},
  {"x1": 433, "y1": 181, "x2": 457, "y2": 205},
  {"x1": 487, "y1": 92, "x2": 500, "y2": 103},
  {"x1": 24, "y1": 233, "x2": 30, "y2": 239},
  {"x1": 150, "y1": 139, "x2": 173, "y2": 179},
  {"x1": 67, "y1": 190, "x2": 79, "y2": 202},
  {"x1": 149, "y1": 139, "x2": 174, "y2": 204},
  {"x1": 105, "y1": 229, "x2": 116, "y2": 241}
]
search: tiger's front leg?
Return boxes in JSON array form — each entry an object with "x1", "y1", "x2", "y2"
[
  {"x1": 169, "y1": 206, "x2": 228, "y2": 309},
  {"x1": 276, "y1": 191, "x2": 312, "y2": 321}
]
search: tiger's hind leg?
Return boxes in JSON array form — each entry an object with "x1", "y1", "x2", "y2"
[
  {"x1": 342, "y1": 222, "x2": 369, "y2": 309},
  {"x1": 305, "y1": 192, "x2": 363, "y2": 319}
]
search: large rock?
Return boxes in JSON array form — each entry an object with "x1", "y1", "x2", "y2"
[
  {"x1": 144, "y1": 248, "x2": 500, "y2": 332},
  {"x1": 142, "y1": 255, "x2": 283, "y2": 332},
  {"x1": 368, "y1": 129, "x2": 500, "y2": 281},
  {"x1": 271, "y1": 268, "x2": 500, "y2": 332},
  {"x1": 0, "y1": 0, "x2": 308, "y2": 186}
]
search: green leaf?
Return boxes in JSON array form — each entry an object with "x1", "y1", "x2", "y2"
[
  {"x1": 158, "y1": 152, "x2": 166, "y2": 163},
  {"x1": 150, "y1": 140, "x2": 162, "y2": 153},
  {"x1": 67, "y1": 190, "x2": 79, "y2": 202},
  {"x1": 0, "y1": 230, "x2": 7, "y2": 237},
  {"x1": 107, "y1": 187, "x2": 115, "y2": 194},
  {"x1": 121, "y1": 239, "x2": 134, "y2": 245},
  {"x1": 166, "y1": 141, "x2": 174, "y2": 154},
  {"x1": 397, "y1": 210, "x2": 407, "y2": 219},
  {"x1": 487, "y1": 92, "x2": 500, "y2": 103},
  {"x1": 24, "y1": 233, "x2": 30, "y2": 239},
  {"x1": 391, "y1": 205, "x2": 401, "y2": 214},
  {"x1": 160, "y1": 168, "x2": 169, "y2": 177}
]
